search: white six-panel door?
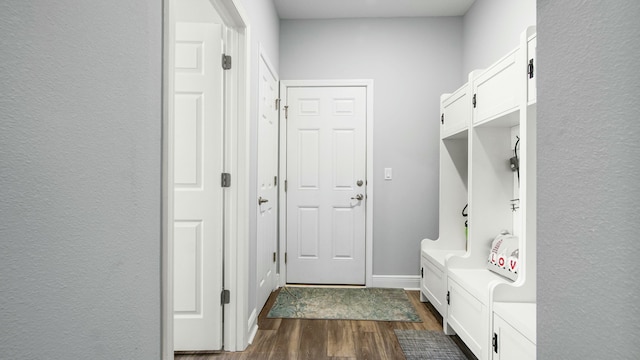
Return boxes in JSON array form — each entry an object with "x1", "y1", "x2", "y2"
[
  {"x1": 256, "y1": 53, "x2": 279, "y2": 312},
  {"x1": 286, "y1": 86, "x2": 367, "y2": 284},
  {"x1": 173, "y1": 22, "x2": 224, "y2": 351}
]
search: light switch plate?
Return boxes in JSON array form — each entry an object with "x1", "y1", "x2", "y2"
[{"x1": 384, "y1": 168, "x2": 392, "y2": 180}]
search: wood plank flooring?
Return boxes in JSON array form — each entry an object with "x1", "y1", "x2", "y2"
[{"x1": 175, "y1": 289, "x2": 476, "y2": 360}]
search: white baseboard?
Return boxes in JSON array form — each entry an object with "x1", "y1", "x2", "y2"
[
  {"x1": 247, "y1": 308, "x2": 258, "y2": 344},
  {"x1": 371, "y1": 275, "x2": 421, "y2": 290}
]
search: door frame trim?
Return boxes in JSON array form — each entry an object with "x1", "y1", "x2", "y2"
[
  {"x1": 278, "y1": 79, "x2": 374, "y2": 287},
  {"x1": 162, "y1": 0, "x2": 251, "y2": 357}
]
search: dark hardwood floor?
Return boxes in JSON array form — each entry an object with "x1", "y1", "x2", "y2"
[{"x1": 175, "y1": 289, "x2": 476, "y2": 360}]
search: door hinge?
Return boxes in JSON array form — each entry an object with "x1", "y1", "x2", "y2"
[
  {"x1": 222, "y1": 54, "x2": 232, "y2": 70},
  {"x1": 441, "y1": 113, "x2": 444, "y2": 125},
  {"x1": 221, "y1": 173, "x2": 231, "y2": 187},
  {"x1": 275, "y1": 98, "x2": 281, "y2": 110},
  {"x1": 528, "y1": 58, "x2": 535, "y2": 79},
  {"x1": 472, "y1": 94, "x2": 477, "y2": 108},
  {"x1": 421, "y1": 267, "x2": 424, "y2": 278},
  {"x1": 273, "y1": 252, "x2": 277, "y2": 263},
  {"x1": 284, "y1": 105, "x2": 289, "y2": 119},
  {"x1": 221, "y1": 289, "x2": 231, "y2": 305},
  {"x1": 274, "y1": 176, "x2": 278, "y2": 186},
  {"x1": 446, "y1": 290, "x2": 450, "y2": 305},
  {"x1": 284, "y1": 252, "x2": 288, "y2": 264},
  {"x1": 284, "y1": 180, "x2": 287, "y2": 192},
  {"x1": 493, "y1": 333, "x2": 499, "y2": 353}
]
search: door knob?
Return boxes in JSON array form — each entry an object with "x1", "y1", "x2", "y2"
[
  {"x1": 351, "y1": 194, "x2": 364, "y2": 201},
  {"x1": 357, "y1": 180, "x2": 364, "y2": 187},
  {"x1": 258, "y1": 197, "x2": 269, "y2": 205}
]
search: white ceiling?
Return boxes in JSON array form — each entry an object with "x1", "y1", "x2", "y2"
[{"x1": 274, "y1": 0, "x2": 476, "y2": 20}]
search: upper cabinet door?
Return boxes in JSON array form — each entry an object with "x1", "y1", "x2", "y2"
[
  {"x1": 442, "y1": 83, "x2": 471, "y2": 139},
  {"x1": 473, "y1": 48, "x2": 521, "y2": 126},
  {"x1": 527, "y1": 34, "x2": 537, "y2": 105}
]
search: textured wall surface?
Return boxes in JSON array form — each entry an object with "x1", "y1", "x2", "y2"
[
  {"x1": 0, "y1": 1, "x2": 162, "y2": 358},
  {"x1": 538, "y1": 1, "x2": 640, "y2": 358},
  {"x1": 462, "y1": 0, "x2": 536, "y2": 79},
  {"x1": 280, "y1": 17, "x2": 463, "y2": 275}
]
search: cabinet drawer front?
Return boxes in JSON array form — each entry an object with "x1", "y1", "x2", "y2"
[
  {"x1": 448, "y1": 279, "x2": 485, "y2": 358},
  {"x1": 493, "y1": 315, "x2": 536, "y2": 360},
  {"x1": 422, "y1": 259, "x2": 445, "y2": 314}
]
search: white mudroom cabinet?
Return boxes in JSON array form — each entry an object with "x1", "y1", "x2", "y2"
[{"x1": 421, "y1": 27, "x2": 537, "y2": 360}]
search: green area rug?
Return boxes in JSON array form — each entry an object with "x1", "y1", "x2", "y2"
[
  {"x1": 267, "y1": 287, "x2": 421, "y2": 322},
  {"x1": 394, "y1": 330, "x2": 468, "y2": 360}
]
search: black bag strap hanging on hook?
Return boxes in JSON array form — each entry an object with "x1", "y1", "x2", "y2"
[
  {"x1": 462, "y1": 204, "x2": 469, "y2": 232},
  {"x1": 514, "y1": 136, "x2": 520, "y2": 184}
]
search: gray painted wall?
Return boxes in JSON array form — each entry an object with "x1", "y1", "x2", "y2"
[
  {"x1": 280, "y1": 18, "x2": 463, "y2": 275},
  {"x1": 236, "y1": 0, "x2": 280, "y2": 317},
  {"x1": 0, "y1": 1, "x2": 162, "y2": 358},
  {"x1": 462, "y1": 0, "x2": 536, "y2": 78},
  {"x1": 538, "y1": 1, "x2": 640, "y2": 358}
]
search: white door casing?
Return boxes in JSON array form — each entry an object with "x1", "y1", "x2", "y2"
[
  {"x1": 285, "y1": 86, "x2": 367, "y2": 285},
  {"x1": 173, "y1": 22, "x2": 224, "y2": 351},
  {"x1": 256, "y1": 49, "x2": 279, "y2": 312}
]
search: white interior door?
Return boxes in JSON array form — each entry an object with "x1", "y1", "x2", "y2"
[
  {"x1": 173, "y1": 22, "x2": 224, "y2": 351},
  {"x1": 286, "y1": 86, "x2": 367, "y2": 285},
  {"x1": 256, "y1": 53, "x2": 279, "y2": 312}
]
